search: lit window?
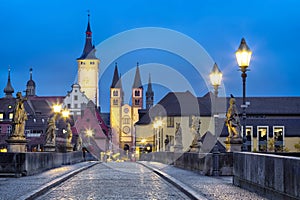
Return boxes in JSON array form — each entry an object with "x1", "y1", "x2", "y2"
[
  {"x1": 7, "y1": 126, "x2": 12, "y2": 136},
  {"x1": 274, "y1": 126, "x2": 284, "y2": 152},
  {"x1": 9, "y1": 113, "x2": 13, "y2": 120},
  {"x1": 257, "y1": 126, "x2": 268, "y2": 152},
  {"x1": 167, "y1": 117, "x2": 174, "y2": 127},
  {"x1": 0, "y1": 113, "x2": 3, "y2": 121}
]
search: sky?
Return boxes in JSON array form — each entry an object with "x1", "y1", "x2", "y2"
[{"x1": 1, "y1": 0, "x2": 300, "y2": 112}]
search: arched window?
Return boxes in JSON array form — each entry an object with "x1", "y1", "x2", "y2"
[
  {"x1": 113, "y1": 90, "x2": 119, "y2": 97},
  {"x1": 135, "y1": 90, "x2": 140, "y2": 97}
]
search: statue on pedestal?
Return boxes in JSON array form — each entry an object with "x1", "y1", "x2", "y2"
[
  {"x1": 45, "y1": 115, "x2": 56, "y2": 145},
  {"x1": 65, "y1": 123, "x2": 73, "y2": 146},
  {"x1": 225, "y1": 95, "x2": 242, "y2": 152},
  {"x1": 11, "y1": 92, "x2": 27, "y2": 138},
  {"x1": 225, "y1": 95, "x2": 241, "y2": 139},
  {"x1": 174, "y1": 122, "x2": 183, "y2": 152},
  {"x1": 6, "y1": 92, "x2": 28, "y2": 152},
  {"x1": 76, "y1": 134, "x2": 83, "y2": 151},
  {"x1": 190, "y1": 116, "x2": 202, "y2": 152}
]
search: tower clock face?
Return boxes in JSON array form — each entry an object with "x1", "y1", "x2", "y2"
[
  {"x1": 123, "y1": 126, "x2": 130, "y2": 134},
  {"x1": 124, "y1": 108, "x2": 129, "y2": 113}
]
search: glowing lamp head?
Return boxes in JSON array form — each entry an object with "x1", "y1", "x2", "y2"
[
  {"x1": 85, "y1": 129, "x2": 93, "y2": 137},
  {"x1": 62, "y1": 109, "x2": 70, "y2": 118},
  {"x1": 235, "y1": 38, "x2": 252, "y2": 68},
  {"x1": 209, "y1": 63, "x2": 222, "y2": 87},
  {"x1": 53, "y1": 104, "x2": 62, "y2": 113},
  {"x1": 141, "y1": 139, "x2": 147, "y2": 143}
]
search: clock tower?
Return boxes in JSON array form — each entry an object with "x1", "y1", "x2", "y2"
[{"x1": 77, "y1": 14, "x2": 100, "y2": 107}]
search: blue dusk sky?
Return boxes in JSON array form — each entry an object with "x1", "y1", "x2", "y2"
[{"x1": 0, "y1": 0, "x2": 300, "y2": 112}]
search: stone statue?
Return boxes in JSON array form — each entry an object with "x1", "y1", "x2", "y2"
[
  {"x1": 164, "y1": 135, "x2": 170, "y2": 151},
  {"x1": 12, "y1": 92, "x2": 27, "y2": 138},
  {"x1": 190, "y1": 116, "x2": 202, "y2": 152},
  {"x1": 226, "y1": 95, "x2": 241, "y2": 138},
  {"x1": 45, "y1": 115, "x2": 56, "y2": 145},
  {"x1": 76, "y1": 135, "x2": 83, "y2": 151},
  {"x1": 174, "y1": 122, "x2": 183, "y2": 152},
  {"x1": 65, "y1": 123, "x2": 73, "y2": 145}
]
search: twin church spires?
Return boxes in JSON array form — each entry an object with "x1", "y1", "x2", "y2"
[{"x1": 110, "y1": 62, "x2": 154, "y2": 110}]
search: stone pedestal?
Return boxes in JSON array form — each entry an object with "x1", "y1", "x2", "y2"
[
  {"x1": 6, "y1": 137, "x2": 28, "y2": 152},
  {"x1": 174, "y1": 145, "x2": 183, "y2": 153},
  {"x1": 224, "y1": 137, "x2": 243, "y2": 152},
  {"x1": 44, "y1": 144, "x2": 56, "y2": 152},
  {"x1": 66, "y1": 144, "x2": 73, "y2": 152}
]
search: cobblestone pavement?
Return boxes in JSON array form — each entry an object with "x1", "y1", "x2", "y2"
[
  {"x1": 0, "y1": 161, "x2": 97, "y2": 200},
  {"x1": 141, "y1": 161, "x2": 269, "y2": 200},
  {"x1": 37, "y1": 162, "x2": 190, "y2": 200}
]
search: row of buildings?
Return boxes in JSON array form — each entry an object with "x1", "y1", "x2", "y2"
[{"x1": 1, "y1": 15, "x2": 300, "y2": 155}]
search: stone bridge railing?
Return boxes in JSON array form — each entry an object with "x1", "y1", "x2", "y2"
[
  {"x1": 140, "y1": 151, "x2": 233, "y2": 176},
  {"x1": 140, "y1": 151, "x2": 300, "y2": 200},
  {"x1": 0, "y1": 151, "x2": 93, "y2": 177}
]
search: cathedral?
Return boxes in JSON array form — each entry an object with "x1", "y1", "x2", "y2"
[{"x1": 109, "y1": 63, "x2": 154, "y2": 153}]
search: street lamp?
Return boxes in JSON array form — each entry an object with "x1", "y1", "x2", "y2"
[
  {"x1": 209, "y1": 63, "x2": 223, "y2": 97},
  {"x1": 235, "y1": 38, "x2": 252, "y2": 151}
]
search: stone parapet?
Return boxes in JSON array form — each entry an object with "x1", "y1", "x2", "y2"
[
  {"x1": 233, "y1": 152, "x2": 300, "y2": 200},
  {"x1": 0, "y1": 151, "x2": 84, "y2": 177}
]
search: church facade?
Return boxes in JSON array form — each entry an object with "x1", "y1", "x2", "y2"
[{"x1": 109, "y1": 63, "x2": 154, "y2": 153}]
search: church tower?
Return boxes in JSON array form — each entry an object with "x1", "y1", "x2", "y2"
[
  {"x1": 77, "y1": 14, "x2": 100, "y2": 107},
  {"x1": 146, "y1": 74, "x2": 154, "y2": 110},
  {"x1": 26, "y1": 68, "x2": 36, "y2": 97},
  {"x1": 3, "y1": 68, "x2": 14, "y2": 98},
  {"x1": 131, "y1": 62, "x2": 143, "y2": 123},
  {"x1": 110, "y1": 63, "x2": 123, "y2": 151}
]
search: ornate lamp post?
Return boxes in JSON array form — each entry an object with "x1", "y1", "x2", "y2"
[
  {"x1": 209, "y1": 63, "x2": 223, "y2": 97},
  {"x1": 235, "y1": 38, "x2": 252, "y2": 151}
]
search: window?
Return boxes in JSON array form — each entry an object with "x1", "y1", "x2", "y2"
[
  {"x1": 90, "y1": 61, "x2": 95, "y2": 65},
  {"x1": 135, "y1": 90, "x2": 140, "y2": 97},
  {"x1": 273, "y1": 126, "x2": 284, "y2": 152},
  {"x1": 74, "y1": 104, "x2": 78, "y2": 108},
  {"x1": 0, "y1": 126, "x2": 2, "y2": 133},
  {"x1": 74, "y1": 95, "x2": 78, "y2": 101},
  {"x1": 9, "y1": 113, "x2": 13, "y2": 120},
  {"x1": 113, "y1": 99, "x2": 118, "y2": 106},
  {"x1": 245, "y1": 126, "x2": 253, "y2": 151},
  {"x1": 257, "y1": 126, "x2": 268, "y2": 152},
  {"x1": 0, "y1": 113, "x2": 3, "y2": 121},
  {"x1": 167, "y1": 117, "x2": 174, "y2": 127},
  {"x1": 81, "y1": 62, "x2": 85, "y2": 65},
  {"x1": 113, "y1": 90, "x2": 119, "y2": 97},
  {"x1": 134, "y1": 99, "x2": 140, "y2": 106},
  {"x1": 123, "y1": 117, "x2": 130, "y2": 124},
  {"x1": 7, "y1": 126, "x2": 12, "y2": 136},
  {"x1": 75, "y1": 90, "x2": 77, "y2": 93},
  {"x1": 67, "y1": 104, "x2": 71, "y2": 109}
]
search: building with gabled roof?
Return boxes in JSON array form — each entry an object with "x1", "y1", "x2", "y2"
[{"x1": 135, "y1": 91, "x2": 300, "y2": 153}]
